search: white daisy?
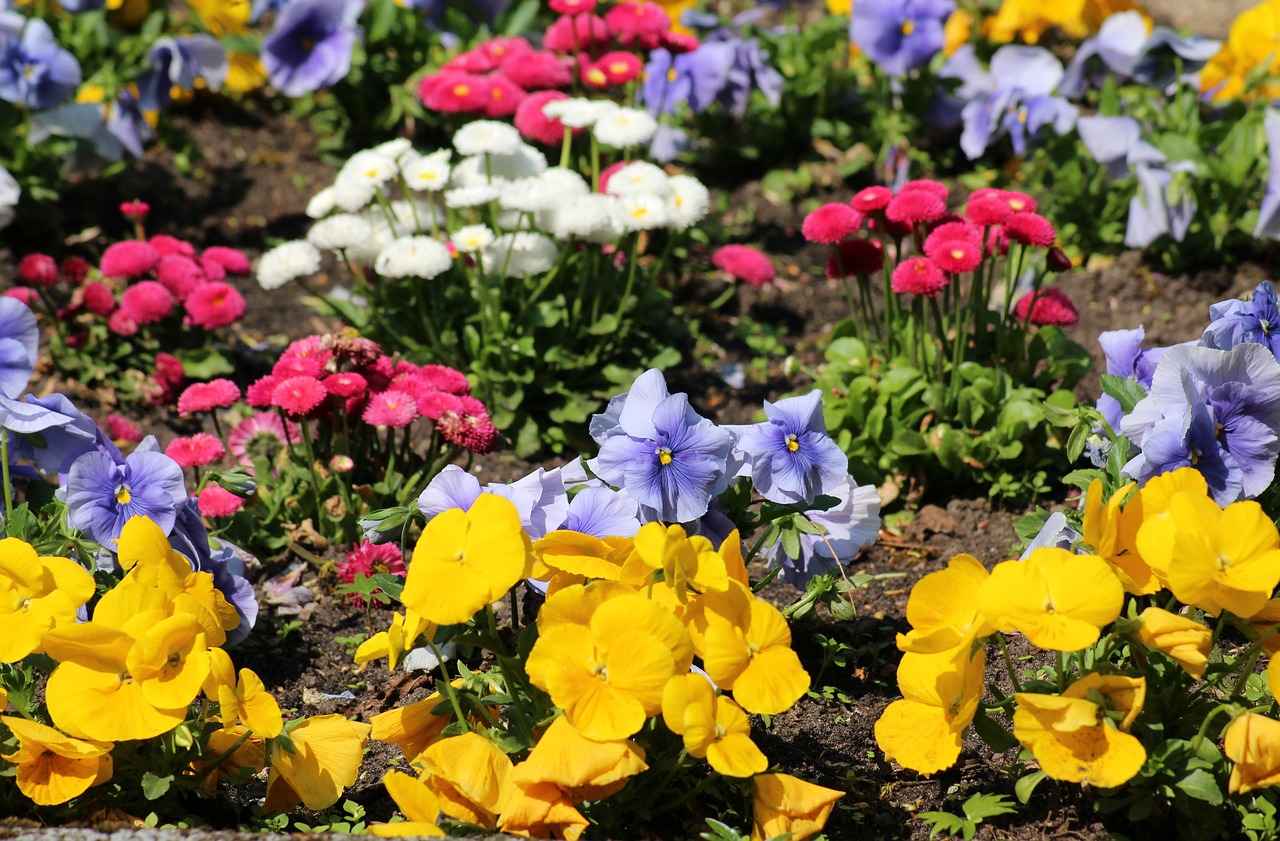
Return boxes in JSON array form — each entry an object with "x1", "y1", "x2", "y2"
[
  {"x1": 592, "y1": 107, "x2": 658, "y2": 149},
  {"x1": 402, "y1": 152, "x2": 452, "y2": 192},
  {"x1": 453, "y1": 120, "x2": 523, "y2": 156},
  {"x1": 445, "y1": 185, "x2": 502, "y2": 208},
  {"x1": 613, "y1": 192, "x2": 669, "y2": 231},
  {"x1": 500, "y1": 177, "x2": 561, "y2": 213},
  {"x1": 374, "y1": 236, "x2": 454, "y2": 279},
  {"x1": 305, "y1": 185, "x2": 337, "y2": 219},
  {"x1": 543, "y1": 97, "x2": 619, "y2": 128},
  {"x1": 340, "y1": 150, "x2": 398, "y2": 185},
  {"x1": 257, "y1": 241, "x2": 321, "y2": 290},
  {"x1": 307, "y1": 213, "x2": 374, "y2": 252},
  {"x1": 546, "y1": 195, "x2": 618, "y2": 240},
  {"x1": 666, "y1": 174, "x2": 711, "y2": 230},
  {"x1": 452, "y1": 224, "x2": 495, "y2": 254},
  {"x1": 482, "y1": 232, "x2": 558, "y2": 277},
  {"x1": 332, "y1": 172, "x2": 381, "y2": 212},
  {"x1": 537, "y1": 167, "x2": 591, "y2": 198},
  {"x1": 371, "y1": 137, "x2": 413, "y2": 161},
  {"x1": 606, "y1": 161, "x2": 670, "y2": 197}
]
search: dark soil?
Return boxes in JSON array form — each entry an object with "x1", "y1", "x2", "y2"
[{"x1": 1, "y1": 68, "x2": 1265, "y2": 841}]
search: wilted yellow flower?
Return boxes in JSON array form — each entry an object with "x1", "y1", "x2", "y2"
[
  {"x1": 511, "y1": 715, "x2": 647, "y2": 802},
  {"x1": 978, "y1": 548, "x2": 1124, "y2": 651},
  {"x1": 662, "y1": 673, "x2": 768, "y2": 777},
  {"x1": 698, "y1": 581, "x2": 810, "y2": 716},
  {"x1": 0, "y1": 716, "x2": 113, "y2": 806},
  {"x1": 750, "y1": 773, "x2": 844, "y2": 841},
  {"x1": 0, "y1": 538, "x2": 95, "y2": 663},
  {"x1": 400, "y1": 495, "x2": 533, "y2": 626},
  {"x1": 192, "y1": 722, "x2": 266, "y2": 793},
  {"x1": 1135, "y1": 607, "x2": 1212, "y2": 680},
  {"x1": 1083, "y1": 479, "x2": 1158, "y2": 595},
  {"x1": 367, "y1": 770, "x2": 446, "y2": 837},
  {"x1": 874, "y1": 647, "x2": 985, "y2": 775},
  {"x1": 897, "y1": 553, "x2": 993, "y2": 653},
  {"x1": 1201, "y1": 0, "x2": 1280, "y2": 100},
  {"x1": 1225, "y1": 711, "x2": 1280, "y2": 793},
  {"x1": 1143, "y1": 490, "x2": 1280, "y2": 618},
  {"x1": 355, "y1": 609, "x2": 435, "y2": 671},
  {"x1": 634, "y1": 522, "x2": 729, "y2": 604},
  {"x1": 527, "y1": 592, "x2": 692, "y2": 740},
  {"x1": 265, "y1": 715, "x2": 370, "y2": 812},
  {"x1": 1013, "y1": 676, "x2": 1147, "y2": 788},
  {"x1": 416, "y1": 732, "x2": 514, "y2": 829}
]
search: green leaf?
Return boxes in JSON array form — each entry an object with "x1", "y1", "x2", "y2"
[
  {"x1": 372, "y1": 573, "x2": 404, "y2": 600},
  {"x1": 1175, "y1": 769, "x2": 1224, "y2": 805},
  {"x1": 172, "y1": 346, "x2": 234, "y2": 379},
  {"x1": 972, "y1": 708, "x2": 1019, "y2": 753},
  {"x1": 141, "y1": 772, "x2": 172, "y2": 801},
  {"x1": 962, "y1": 793, "x2": 1017, "y2": 822},
  {"x1": 1014, "y1": 770, "x2": 1047, "y2": 805},
  {"x1": 1100, "y1": 375, "x2": 1147, "y2": 415}
]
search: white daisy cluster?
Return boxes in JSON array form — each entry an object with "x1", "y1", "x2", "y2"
[{"x1": 257, "y1": 124, "x2": 711, "y2": 289}]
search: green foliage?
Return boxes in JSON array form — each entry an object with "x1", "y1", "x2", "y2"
[{"x1": 918, "y1": 793, "x2": 1017, "y2": 840}]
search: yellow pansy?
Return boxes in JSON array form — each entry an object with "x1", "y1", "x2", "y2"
[
  {"x1": 1227, "y1": 711, "x2": 1280, "y2": 793},
  {"x1": 370, "y1": 681, "x2": 460, "y2": 764},
  {"x1": 897, "y1": 553, "x2": 993, "y2": 653},
  {"x1": 1201, "y1": 0, "x2": 1280, "y2": 100},
  {"x1": 978, "y1": 548, "x2": 1123, "y2": 651},
  {"x1": 510, "y1": 715, "x2": 647, "y2": 802},
  {"x1": 187, "y1": 0, "x2": 249, "y2": 35},
  {"x1": 367, "y1": 770, "x2": 446, "y2": 837},
  {"x1": 194, "y1": 723, "x2": 266, "y2": 792},
  {"x1": 534, "y1": 531, "x2": 629, "y2": 582},
  {"x1": 0, "y1": 538, "x2": 95, "y2": 663},
  {"x1": 827, "y1": 0, "x2": 850, "y2": 14},
  {"x1": 634, "y1": 522, "x2": 729, "y2": 604},
  {"x1": 0, "y1": 716, "x2": 113, "y2": 806},
  {"x1": 1135, "y1": 607, "x2": 1212, "y2": 680},
  {"x1": 1082, "y1": 479, "x2": 1159, "y2": 595},
  {"x1": 943, "y1": 9, "x2": 972, "y2": 55},
  {"x1": 125, "y1": 613, "x2": 210, "y2": 709},
  {"x1": 750, "y1": 773, "x2": 845, "y2": 841},
  {"x1": 1143, "y1": 490, "x2": 1280, "y2": 618},
  {"x1": 355, "y1": 609, "x2": 435, "y2": 671},
  {"x1": 416, "y1": 732, "x2": 513, "y2": 829},
  {"x1": 983, "y1": 0, "x2": 1146, "y2": 44},
  {"x1": 661, "y1": 673, "x2": 768, "y2": 777},
  {"x1": 225, "y1": 53, "x2": 268, "y2": 94},
  {"x1": 400, "y1": 495, "x2": 533, "y2": 626},
  {"x1": 655, "y1": 0, "x2": 696, "y2": 34},
  {"x1": 1131, "y1": 467, "x2": 1208, "y2": 586},
  {"x1": 700, "y1": 582, "x2": 810, "y2": 715},
  {"x1": 265, "y1": 715, "x2": 370, "y2": 812},
  {"x1": 1013, "y1": 677, "x2": 1147, "y2": 788},
  {"x1": 216, "y1": 658, "x2": 283, "y2": 739},
  {"x1": 1064, "y1": 673, "x2": 1145, "y2": 731},
  {"x1": 874, "y1": 647, "x2": 985, "y2": 775},
  {"x1": 498, "y1": 780, "x2": 590, "y2": 841},
  {"x1": 527, "y1": 593, "x2": 692, "y2": 740}
]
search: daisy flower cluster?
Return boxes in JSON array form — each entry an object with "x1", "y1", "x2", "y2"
[
  {"x1": 257, "y1": 123, "x2": 711, "y2": 456},
  {"x1": 168, "y1": 329, "x2": 495, "y2": 552},
  {"x1": 6, "y1": 201, "x2": 251, "y2": 401}
]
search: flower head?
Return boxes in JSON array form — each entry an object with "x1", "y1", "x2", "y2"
[
  {"x1": 198, "y1": 485, "x2": 245, "y2": 517},
  {"x1": 712, "y1": 245, "x2": 776, "y2": 286},
  {"x1": 891, "y1": 256, "x2": 948, "y2": 297},
  {"x1": 185, "y1": 281, "x2": 246, "y2": 329},
  {"x1": 271, "y1": 376, "x2": 327, "y2": 416},
  {"x1": 0, "y1": 19, "x2": 81, "y2": 110},
  {"x1": 166, "y1": 433, "x2": 227, "y2": 468},
  {"x1": 979, "y1": 547, "x2": 1124, "y2": 650},
  {"x1": 875, "y1": 646, "x2": 985, "y2": 775},
  {"x1": 100, "y1": 240, "x2": 160, "y2": 279},
  {"x1": 751, "y1": 774, "x2": 844, "y2": 841},
  {"x1": 731, "y1": 391, "x2": 847, "y2": 505},
  {"x1": 852, "y1": 0, "x2": 956, "y2": 77},
  {"x1": 1014, "y1": 288, "x2": 1079, "y2": 326},
  {"x1": 0, "y1": 298, "x2": 38, "y2": 398},
  {"x1": 177, "y1": 379, "x2": 241, "y2": 416},
  {"x1": 801, "y1": 203, "x2": 862, "y2": 244},
  {"x1": 1013, "y1": 678, "x2": 1147, "y2": 789},
  {"x1": 1226, "y1": 712, "x2": 1280, "y2": 794},
  {"x1": 0, "y1": 716, "x2": 112, "y2": 806},
  {"x1": 261, "y1": 0, "x2": 360, "y2": 96},
  {"x1": 256, "y1": 240, "x2": 320, "y2": 290},
  {"x1": 364, "y1": 389, "x2": 419, "y2": 428},
  {"x1": 65, "y1": 450, "x2": 189, "y2": 548}
]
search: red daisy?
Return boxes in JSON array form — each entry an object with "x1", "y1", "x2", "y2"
[
  {"x1": 60, "y1": 256, "x2": 91, "y2": 285},
  {"x1": 17, "y1": 254, "x2": 58, "y2": 286},
  {"x1": 549, "y1": 0, "x2": 596, "y2": 13},
  {"x1": 599, "y1": 51, "x2": 642, "y2": 84},
  {"x1": 156, "y1": 255, "x2": 206, "y2": 302},
  {"x1": 1015, "y1": 288, "x2": 1078, "y2": 326},
  {"x1": 604, "y1": 1, "x2": 669, "y2": 49},
  {"x1": 149, "y1": 234, "x2": 196, "y2": 258},
  {"x1": 100, "y1": 413, "x2": 144, "y2": 446},
  {"x1": 925, "y1": 238, "x2": 983, "y2": 274},
  {"x1": 661, "y1": 31, "x2": 700, "y2": 53},
  {"x1": 501, "y1": 51, "x2": 573, "y2": 90},
  {"x1": 825, "y1": 239, "x2": 884, "y2": 278},
  {"x1": 419, "y1": 71, "x2": 489, "y2": 113},
  {"x1": 81, "y1": 282, "x2": 116, "y2": 317}
]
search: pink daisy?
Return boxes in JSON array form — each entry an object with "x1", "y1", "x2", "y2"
[
  {"x1": 363, "y1": 389, "x2": 419, "y2": 428},
  {"x1": 185, "y1": 281, "x2": 247, "y2": 330},
  {"x1": 712, "y1": 245, "x2": 776, "y2": 286},
  {"x1": 419, "y1": 71, "x2": 489, "y2": 113},
  {"x1": 1004, "y1": 212, "x2": 1056, "y2": 248},
  {"x1": 198, "y1": 485, "x2": 245, "y2": 517},
  {"x1": 246, "y1": 375, "x2": 279, "y2": 408},
  {"x1": 1002, "y1": 191, "x2": 1037, "y2": 213},
  {"x1": 965, "y1": 194, "x2": 1012, "y2": 226},
  {"x1": 324, "y1": 372, "x2": 369, "y2": 398},
  {"x1": 228, "y1": 411, "x2": 299, "y2": 468},
  {"x1": 100, "y1": 240, "x2": 159, "y2": 278},
  {"x1": 544, "y1": 13, "x2": 611, "y2": 52},
  {"x1": 925, "y1": 238, "x2": 983, "y2": 274},
  {"x1": 156, "y1": 255, "x2": 206, "y2": 302},
  {"x1": 177, "y1": 379, "x2": 242, "y2": 416},
  {"x1": 802, "y1": 203, "x2": 862, "y2": 244},
  {"x1": 337, "y1": 540, "x2": 406, "y2": 606},
  {"x1": 891, "y1": 257, "x2": 949, "y2": 297},
  {"x1": 482, "y1": 74, "x2": 527, "y2": 119},
  {"x1": 1015, "y1": 288, "x2": 1079, "y2": 327},
  {"x1": 120, "y1": 200, "x2": 150, "y2": 219},
  {"x1": 825, "y1": 239, "x2": 884, "y2": 279},
  {"x1": 549, "y1": 0, "x2": 595, "y2": 13},
  {"x1": 272, "y1": 376, "x2": 327, "y2": 416},
  {"x1": 418, "y1": 390, "x2": 464, "y2": 420},
  {"x1": 900, "y1": 179, "x2": 950, "y2": 200},
  {"x1": 437, "y1": 402, "x2": 499, "y2": 453},
  {"x1": 885, "y1": 190, "x2": 947, "y2": 226},
  {"x1": 604, "y1": 1, "x2": 669, "y2": 49},
  {"x1": 661, "y1": 30, "x2": 700, "y2": 53},
  {"x1": 598, "y1": 51, "x2": 642, "y2": 84},
  {"x1": 419, "y1": 364, "x2": 471, "y2": 395},
  {"x1": 149, "y1": 234, "x2": 195, "y2": 258},
  {"x1": 851, "y1": 186, "x2": 894, "y2": 214},
  {"x1": 107, "y1": 309, "x2": 139, "y2": 336},
  {"x1": 119, "y1": 281, "x2": 175, "y2": 325},
  {"x1": 201, "y1": 246, "x2": 252, "y2": 276},
  {"x1": 18, "y1": 254, "x2": 59, "y2": 286},
  {"x1": 166, "y1": 433, "x2": 226, "y2": 468},
  {"x1": 99, "y1": 413, "x2": 144, "y2": 446}
]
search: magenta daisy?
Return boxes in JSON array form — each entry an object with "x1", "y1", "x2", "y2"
[
  {"x1": 166, "y1": 433, "x2": 227, "y2": 469},
  {"x1": 198, "y1": 485, "x2": 245, "y2": 517},
  {"x1": 363, "y1": 389, "x2": 419, "y2": 428},
  {"x1": 323, "y1": 371, "x2": 369, "y2": 398},
  {"x1": 228, "y1": 411, "x2": 300, "y2": 468},
  {"x1": 177, "y1": 379, "x2": 242, "y2": 416},
  {"x1": 272, "y1": 375, "x2": 328, "y2": 416}
]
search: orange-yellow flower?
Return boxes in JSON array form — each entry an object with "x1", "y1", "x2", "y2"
[
  {"x1": 370, "y1": 682, "x2": 460, "y2": 765},
  {"x1": 983, "y1": 0, "x2": 1146, "y2": 44},
  {"x1": 526, "y1": 592, "x2": 692, "y2": 740},
  {"x1": 204, "y1": 648, "x2": 282, "y2": 738},
  {"x1": 192, "y1": 722, "x2": 266, "y2": 793},
  {"x1": 355, "y1": 609, "x2": 435, "y2": 671},
  {"x1": 1013, "y1": 675, "x2": 1147, "y2": 788},
  {"x1": 699, "y1": 581, "x2": 810, "y2": 715},
  {"x1": 633, "y1": 522, "x2": 729, "y2": 604},
  {"x1": 367, "y1": 770, "x2": 446, "y2": 837},
  {"x1": 1201, "y1": 0, "x2": 1280, "y2": 100},
  {"x1": 399, "y1": 495, "x2": 533, "y2": 626},
  {"x1": 661, "y1": 673, "x2": 767, "y2": 777},
  {"x1": 1131, "y1": 466, "x2": 1209, "y2": 586},
  {"x1": 1141, "y1": 490, "x2": 1280, "y2": 618},
  {"x1": 943, "y1": 9, "x2": 972, "y2": 55},
  {"x1": 978, "y1": 548, "x2": 1123, "y2": 651},
  {"x1": 498, "y1": 780, "x2": 590, "y2": 841},
  {"x1": 0, "y1": 538, "x2": 95, "y2": 663},
  {"x1": 187, "y1": 0, "x2": 249, "y2": 35},
  {"x1": 1135, "y1": 607, "x2": 1212, "y2": 680},
  {"x1": 750, "y1": 773, "x2": 844, "y2": 841},
  {"x1": 0, "y1": 716, "x2": 113, "y2": 805},
  {"x1": 874, "y1": 647, "x2": 985, "y2": 775},
  {"x1": 510, "y1": 715, "x2": 647, "y2": 802},
  {"x1": 1225, "y1": 711, "x2": 1280, "y2": 793},
  {"x1": 1083, "y1": 479, "x2": 1158, "y2": 595},
  {"x1": 897, "y1": 553, "x2": 993, "y2": 653},
  {"x1": 265, "y1": 714, "x2": 370, "y2": 812},
  {"x1": 415, "y1": 732, "x2": 513, "y2": 829}
]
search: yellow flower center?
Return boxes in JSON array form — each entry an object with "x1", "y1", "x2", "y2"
[
  {"x1": 900, "y1": 19, "x2": 915, "y2": 35},
  {"x1": 588, "y1": 69, "x2": 607, "y2": 84},
  {"x1": 454, "y1": 84, "x2": 471, "y2": 96},
  {"x1": 610, "y1": 62, "x2": 628, "y2": 74},
  {"x1": 786, "y1": 434, "x2": 800, "y2": 453},
  {"x1": 1017, "y1": 107, "x2": 1028, "y2": 124},
  {"x1": 667, "y1": 68, "x2": 678, "y2": 82},
  {"x1": 1218, "y1": 554, "x2": 1231, "y2": 571},
  {"x1": 116, "y1": 485, "x2": 132, "y2": 505},
  {"x1": 657, "y1": 447, "x2": 673, "y2": 466},
  {"x1": 951, "y1": 248, "x2": 966, "y2": 260},
  {"x1": 1009, "y1": 198, "x2": 1025, "y2": 211}
]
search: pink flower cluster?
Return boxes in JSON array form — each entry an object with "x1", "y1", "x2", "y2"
[
  {"x1": 336, "y1": 540, "x2": 406, "y2": 606},
  {"x1": 418, "y1": 1, "x2": 696, "y2": 146},
  {"x1": 242, "y1": 334, "x2": 499, "y2": 454},
  {"x1": 9, "y1": 224, "x2": 251, "y2": 340},
  {"x1": 801, "y1": 182, "x2": 1078, "y2": 326}
]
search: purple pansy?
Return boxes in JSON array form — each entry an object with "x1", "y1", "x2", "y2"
[
  {"x1": 1125, "y1": 403, "x2": 1244, "y2": 505},
  {"x1": 1203, "y1": 281, "x2": 1280, "y2": 360},
  {"x1": 1121, "y1": 342, "x2": 1280, "y2": 501},
  {"x1": 851, "y1": 0, "x2": 954, "y2": 78},
  {"x1": 417, "y1": 464, "x2": 483, "y2": 519},
  {"x1": 0, "y1": 297, "x2": 38, "y2": 398},
  {"x1": 137, "y1": 35, "x2": 228, "y2": 111},
  {"x1": 561, "y1": 486, "x2": 641, "y2": 538},
  {"x1": 6, "y1": 393, "x2": 115, "y2": 479},
  {"x1": 261, "y1": 0, "x2": 362, "y2": 97},
  {"x1": 760, "y1": 475, "x2": 881, "y2": 587},
  {"x1": 590, "y1": 368, "x2": 733, "y2": 524},
  {"x1": 1094, "y1": 325, "x2": 1168, "y2": 431},
  {"x1": 64, "y1": 448, "x2": 188, "y2": 549},
  {"x1": 1256, "y1": 109, "x2": 1280, "y2": 240},
  {"x1": 1060, "y1": 11, "x2": 1220, "y2": 98},
  {"x1": 0, "y1": 19, "x2": 81, "y2": 110},
  {"x1": 729, "y1": 391, "x2": 847, "y2": 506}
]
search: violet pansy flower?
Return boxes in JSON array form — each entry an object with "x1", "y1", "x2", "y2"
[
  {"x1": 851, "y1": 0, "x2": 954, "y2": 78},
  {"x1": 261, "y1": 0, "x2": 362, "y2": 97},
  {"x1": 0, "y1": 297, "x2": 38, "y2": 398},
  {"x1": 1060, "y1": 12, "x2": 1220, "y2": 98},
  {"x1": 0, "y1": 19, "x2": 81, "y2": 110},
  {"x1": 1203, "y1": 281, "x2": 1280, "y2": 360},
  {"x1": 137, "y1": 35, "x2": 228, "y2": 112},
  {"x1": 1125, "y1": 403, "x2": 1244, "y2": 506},
  {"x1": 1094, "y1": 325, "x2": 1168, "y2": 432},
  {"x1": 760, "y1": 475, "x2": 881, "y2": 587},
  {"x1": 729, "y1": 391, "x2": 847, "y2": 506},
  {"x1": 65, "y1": 449, "x2": 188, "y2": 549}
]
